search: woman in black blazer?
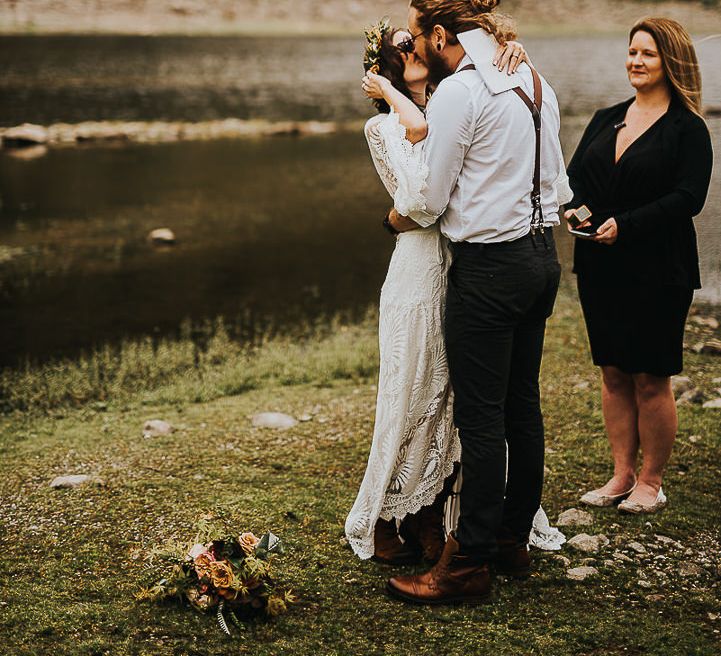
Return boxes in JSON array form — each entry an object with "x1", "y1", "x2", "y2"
[{"x1": 565, "y1": 17, "x2": 713, "y2": 514}]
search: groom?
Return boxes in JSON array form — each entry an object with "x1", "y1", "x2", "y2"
[{"x1": 384, "y1": 0, "x2": 564, "y2": 605}]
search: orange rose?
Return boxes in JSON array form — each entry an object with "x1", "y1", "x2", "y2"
[
  {"x1": 239, "y1": 532, "x2": 261, "y2": 555},
  {"x1": 193, "y1": 552, "x2": 216, "y2": 579},
  {"x1": 208, "y1": 560, "x2": 235, "y2": 589}
]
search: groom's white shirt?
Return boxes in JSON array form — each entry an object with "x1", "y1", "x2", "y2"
[{"x1": 404, "y1": 29, "x2": 564, "y2": 243}]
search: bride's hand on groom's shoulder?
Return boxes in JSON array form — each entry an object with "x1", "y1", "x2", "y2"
[
  {"x1": 362, "y1": 72, "x2": 390, "y2": 100},
  {"x1": 493, "y1": 41, "x2": 529, "y2": 75}
]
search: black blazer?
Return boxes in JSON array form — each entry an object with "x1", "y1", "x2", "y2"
[{"x1": 568, "y1": 97, "x2": 713, "y2": 289}]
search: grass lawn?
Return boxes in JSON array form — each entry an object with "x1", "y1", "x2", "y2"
[{"x1": 1, "y1": 287, "x2": 720, "y2": 655}]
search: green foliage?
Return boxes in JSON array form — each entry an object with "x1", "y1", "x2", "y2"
[{"x1": 0, "y1": 310, "x2": 380, "y2": 414}]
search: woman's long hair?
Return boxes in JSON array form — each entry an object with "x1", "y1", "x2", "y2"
[
  {"x1": 630, "y1": 17, "x2": 703, "y2": 116},
  {"x1": 409, "y1": 0, "x2": 517, "y2": 46}
]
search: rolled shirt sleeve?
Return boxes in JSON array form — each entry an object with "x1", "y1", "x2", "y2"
[{"x1": 402, "y1": 79, "x2": 475, "y2": 227}]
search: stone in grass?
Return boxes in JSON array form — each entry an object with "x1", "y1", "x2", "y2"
[
  {"x1": 50, "y1": 474, "x2": 103, "y2": 489},
  {"x1": 252, "y1": 412, "x2": 298, "y2": 430},
  {"x1": 613, "y1": 551, "x2": 634, "y2": 563},
  {"x1": 679, "y1": 562, "x2": 704, "y2": 578},
  {"x1": 702, "y1": 398, "x2": 721, "y2": 409},
  {"x1": 628, "y1": 541, "x2": 647, "y2": 555},
  {"x1": 655, "y1": 535, "x2": 681, "y2": 548},
  {"x1": 676, "y1": 389, "x2": 705, "y2": 406},
  {"x1": 700, "y1": 339, "x2": 721, "y2": 356},
  {"x1": 567, "y1": 566, "x2": 598, "y2": 581},
  {"x1": 143, "y1": 419, "x2": 174, "y2": 438},
  {"x1": 671, "y1": 375, "x2": 694, "y2": 398},
  {"x1": 553, "y1": 555, "x2": 571, "y2": 567},
  {"x1": 567, "y1": 533, "x2": 610, "y2": 553},
  {"x1": 690, "y1": 315, "x2": 720, "y2": 330},
  {"x1": 557, "y1": 508, "x2": 594, "y2": 527}
]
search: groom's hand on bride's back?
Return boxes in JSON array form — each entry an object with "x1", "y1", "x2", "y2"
[
  {"x1": 387, "y1": 208, "x2": 422, "y2": 234},
  {"x1": 493, "y1": 41, "x2": 530, "y2": 75}
]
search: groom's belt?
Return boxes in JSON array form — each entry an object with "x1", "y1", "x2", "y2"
[{"x1": 450, "y1": 228, "x2": 554, "y2": 252}]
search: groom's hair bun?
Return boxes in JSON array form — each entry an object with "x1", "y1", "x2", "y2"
[
  {"x1": 470, "y1": 0, "x2": 500, "y2": 10},
  {"x1": 410, "y1": 0, "x2": 516, "y2": 45}
]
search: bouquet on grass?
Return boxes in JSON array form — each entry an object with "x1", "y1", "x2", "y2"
[{"x1": 136, "y1": 520, "x2": 296, "y2": 635}]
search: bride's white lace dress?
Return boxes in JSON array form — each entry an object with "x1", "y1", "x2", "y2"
[{"x1": 344, "y1": 110, "x2": 566, "y2": 560}]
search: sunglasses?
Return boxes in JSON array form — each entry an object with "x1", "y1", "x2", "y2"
[{"x1": 396, "y1": 30, "x2": 425, "y2": 54}]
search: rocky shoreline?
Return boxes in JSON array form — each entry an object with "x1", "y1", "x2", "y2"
[
  {"x1": 4, "y1": 109, "x2": 720, "y2": 155},
  {"x1": 0, "y1": 118, "x2": 360, "y2": 155}
]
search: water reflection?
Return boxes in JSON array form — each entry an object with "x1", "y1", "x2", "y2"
[{"x1": 0, "y1": 134, "x2": 394, "y2": 365}]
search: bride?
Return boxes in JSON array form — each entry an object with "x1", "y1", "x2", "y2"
[{"x1": 345, "y1": 19, "x2": 568, "y2": 565}]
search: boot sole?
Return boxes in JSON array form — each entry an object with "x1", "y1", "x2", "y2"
[{"x1": 386, "y1": 582, "x2": 492, "y2": 606}]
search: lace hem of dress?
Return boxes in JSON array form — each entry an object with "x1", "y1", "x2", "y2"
[
  {"x1": 347, "y1": 461, "x2": 567, "y2": 559},
  {"x1": 348, "y1": 499, "x2": 566, "y2": 560},
  {"x1": 347, "y1": 446, "x2": 459, "y2": 561}
]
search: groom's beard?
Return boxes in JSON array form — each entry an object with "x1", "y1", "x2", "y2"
[{"x1": 422, "y1": 43, "x2": 454, "y2": 88}]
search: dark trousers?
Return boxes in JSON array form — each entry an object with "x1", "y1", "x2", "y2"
[{"x1": 446, "y1": 229, "x2": 561, "y2": 561}]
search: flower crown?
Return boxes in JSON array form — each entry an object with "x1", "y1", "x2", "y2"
[{"x1": 363, "y1": 16, "x2": 392, "y2": 74}]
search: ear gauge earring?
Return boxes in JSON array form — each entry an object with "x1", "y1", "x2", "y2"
[{"x1": 437, "y1": 43, "x2": 442, "y2": 51}]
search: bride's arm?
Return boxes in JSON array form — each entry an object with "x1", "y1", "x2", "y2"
[{"x1": 361, "y1": 72, "x2": 427, "y2": 144}]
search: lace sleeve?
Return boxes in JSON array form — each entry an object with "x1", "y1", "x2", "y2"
[
  {"x1": 364, "y1": 111, "x2": 429, "y2": 216},
  {"x1": 365, "y1": 115, "x2": 398, "y2": 198}
]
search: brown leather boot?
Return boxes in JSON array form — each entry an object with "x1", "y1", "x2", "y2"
[
  {"x1": 386, "y1": 534, "x2": 492, "y2": 605},
  {"x1": 495, "y1": 539, "x2": 531, "y2": 578},
  {"x1": 414, "y1": 500, "x2": 447, "y2": 564},
  {"x1": 372, "y1": 518, "x2": 421, "y2": 566},
  {"x1": 400, "y1": 472, "x2": 456, "y2": 564}
]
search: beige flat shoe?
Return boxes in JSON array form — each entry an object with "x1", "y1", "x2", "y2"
[
  {"x1": 618, "y1": 488, "x2": 667, "y2": 515},
  {"x1": 580, "y1": 484, "x2": 636, "y2": 508}
]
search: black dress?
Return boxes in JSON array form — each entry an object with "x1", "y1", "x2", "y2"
[{"x1": 567, "y1": 97, "x2": 713, "y2": 377}]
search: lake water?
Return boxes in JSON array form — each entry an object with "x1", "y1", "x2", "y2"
[{"x1": 1, "y1": 35, "x2": 720, "y2": 366}]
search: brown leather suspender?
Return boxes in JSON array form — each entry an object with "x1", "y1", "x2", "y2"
[
  {"x1": 512, "y1": 68, "x2": 544, "y2": 233},
  {"x1": 457, "y1": 63, "x2": 545, "y2": 233}
]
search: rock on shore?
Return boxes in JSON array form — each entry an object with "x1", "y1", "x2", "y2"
[{"x1": 0, "y1": 119, "x2": 343, "y2": 150}]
